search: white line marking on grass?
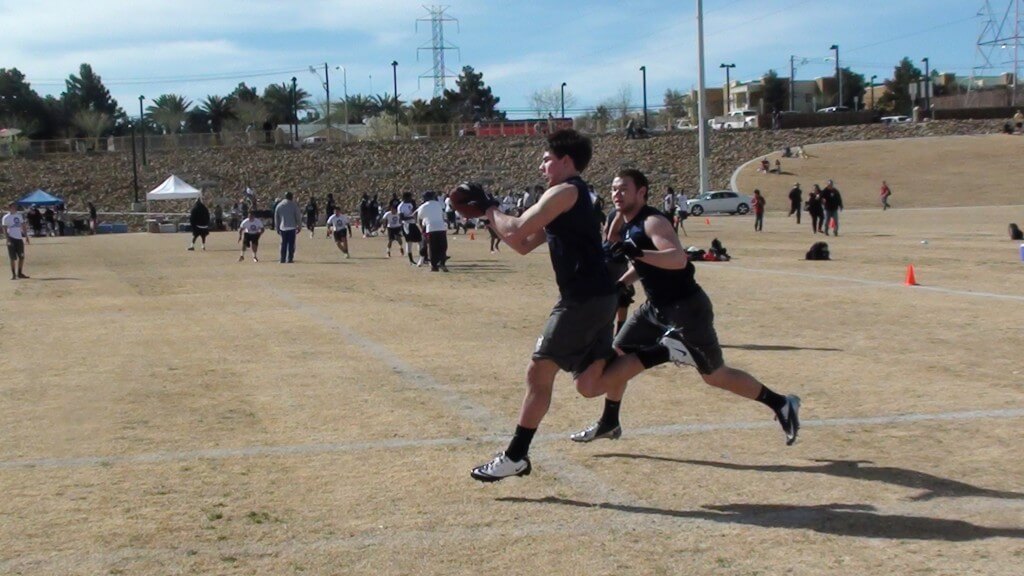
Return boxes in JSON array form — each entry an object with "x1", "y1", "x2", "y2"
[
  {"x1": 2, "y1": 408, "x2": 1021, "y2": 471},
  {"x1": 715, "y1": 264, "x2": 1024, "y2": 302},
  {"x1": 265, "y1": 285, "x2": 630, "y2": 503}
]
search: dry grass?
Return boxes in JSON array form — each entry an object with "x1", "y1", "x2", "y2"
[{"x1": 1, "y1": 134, "x2": 1023, "y2": 575}]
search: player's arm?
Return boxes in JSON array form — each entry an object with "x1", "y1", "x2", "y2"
[
  {"x1": 632, "y1": 215, "x2": 688, "y2": 270},
  {"x1": 619, "y1": 264, "x2": 639, "y2": 286},
  {"x1": 485, "y1": 183, "x2": 576, "y2": 255}
]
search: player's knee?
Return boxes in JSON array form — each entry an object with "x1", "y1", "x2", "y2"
[{"x1": 574, "y1": 375, "x2": 603, "y2": 398}]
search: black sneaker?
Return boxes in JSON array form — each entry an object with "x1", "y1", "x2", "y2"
[
  {"x1": 471, "y1": 452, "x2": 532, "y2": 482},
  {"x1": 776, "y1": 395, "x2": 801, "y2": 446},
  {"x1": 17, "y1": 273, "x2": 28, "y2": 279},
  {"x1": 570, "y1": 421, "x2": 622, "y2": 443}
]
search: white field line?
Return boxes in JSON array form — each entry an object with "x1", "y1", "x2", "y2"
[
  {"x1": 712, "y1": 264, "x2": 1024, "y2": 302},
  {"x1": 265, "y1": 285, "x2": 632, "y2": 504},
  {"x1": 2, "y1": 408, "x2": 1022, "y2": 471}
]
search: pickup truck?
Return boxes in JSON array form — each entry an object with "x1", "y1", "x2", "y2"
[{"x1": 709, "y1": 109, "x2": 759, "y2": 130}]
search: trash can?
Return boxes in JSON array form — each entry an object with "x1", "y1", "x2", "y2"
[{"x1": 146, "y1": 219, "x2": 160, "y2": 233}]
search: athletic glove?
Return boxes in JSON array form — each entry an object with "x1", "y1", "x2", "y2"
[{"x1": 610, "y1": 240, "x2": 643, "y2": 260}]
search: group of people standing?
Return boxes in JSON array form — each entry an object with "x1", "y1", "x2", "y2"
[{"x1": 783, "y1": 180, "x2": 845, "y2": 235}]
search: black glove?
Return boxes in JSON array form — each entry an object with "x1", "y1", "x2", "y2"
[
  {"x1": 616, "y1": 281, "x2": 636, "y2": 306},
  {"x1": 456, "y1": 182, "x2": 499, "y2": 213},
  {"x1": 610, "y1": 240, "x2": 643, "y2": 260}
]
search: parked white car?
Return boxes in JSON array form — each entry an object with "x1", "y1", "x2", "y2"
[
  {"x1": 685, "y1": 190, "x2": 752, "y2": 216},
  {"x1": 881, "y1": 115, "x2": 912, "y2": 125},
  {"x1": 709, "y1": 109, "x2": 758, "y2": 130}
]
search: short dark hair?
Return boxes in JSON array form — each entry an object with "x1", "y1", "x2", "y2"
[
  {"x1": 285, "y1": 192, "x2": 294, "y2": 200},
  {"x1": 617, "y1": 168, "x2": 649, "y2": 201},
  {"x1": 547, "y1": 129, "x2": 592, "y2": 172}
]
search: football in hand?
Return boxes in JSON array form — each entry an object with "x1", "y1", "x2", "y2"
[{"x1": 449, "y1": 182, "x2": 493, "y2": 218}]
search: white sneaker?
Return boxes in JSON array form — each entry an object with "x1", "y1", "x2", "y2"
[
  {"x1": 776, "y1": 395, "x2": 801, "y2": 446},
  {"x1": 659, "y1": 329, "x2": 699, "y2": 368},
  {"x1": 570, "y1": 421, "x2": 622, "y2": 443},
  {"x1": 416, "y1": 257, "x2": 424, "y2": 267},
  {"x1": 386, "y1": 248, "x2": 391, "y2": 258},
  {"x1": 470, "y1": 452, "x2": 531, "y2": 482}
]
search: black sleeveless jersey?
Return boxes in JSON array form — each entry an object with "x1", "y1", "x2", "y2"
[
  {"x1": 544, "y1": 176, "x2": 615, "y2": 300},
  {"x1": 622, "y1": 205, "x2": 699, "y2": 306}
]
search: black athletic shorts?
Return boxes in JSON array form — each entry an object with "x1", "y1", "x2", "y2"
[
  {"x1": 387, "y1": 227, "x2": 402, "y2": 242},
  {"x1": 614, "y1": 289, "x2": 724, "y2": 375},
  {"x1": 533, "y1": 293, "x2": 617, "y2": 376},
  {"x1": 6, "y1": 238, "x2": 24, "y2": 260},
  {"x1": 333, "y1": 229, "x2": 348, "y2": 242},
  {"x1": 192, "y1": 227, "x2": 209, "y2": 239},
  {"x1": 306, "y1": 216, "x2": 316, "y2": 229},
  {"x1": 242, "y1": 233, "x2": 260, "y2": 249},
  {"x1": 403, "y1": 223, "x2": 422, "y2": 243}
]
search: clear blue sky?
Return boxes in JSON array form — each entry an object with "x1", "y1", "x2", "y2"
[{"x1": 1, "y1": 0, "x2": 1011, "y2": 119}]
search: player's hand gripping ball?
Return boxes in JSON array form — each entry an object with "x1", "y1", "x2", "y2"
[{"x1": 449, "y1": 182, "x2": 498, "y2": 218}]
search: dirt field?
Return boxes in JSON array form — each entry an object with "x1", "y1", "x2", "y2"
[{"x1": 2, "y1": 135, "x2": 1023, "y2": 575}]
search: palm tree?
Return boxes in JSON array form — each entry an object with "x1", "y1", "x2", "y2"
[
  {"x1": 262, "y1": 84, "x2": 311, "y2": 127},
  {"x1": 199, "y1": 95, "x2": 234, "y2": 133},
  {"x1": 146, "y1": 94, "x2": 192, "y2": 134},
  {"x1": 71, "y1": 109, "x2": 111, "y2": 150}
]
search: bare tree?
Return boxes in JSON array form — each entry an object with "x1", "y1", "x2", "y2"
[
  {"x1": 528, "y1": 86, "x2": 576, "y2": 117},
  {"x1": 608, "y1": 84, "x2": 634, "y2": 128}
]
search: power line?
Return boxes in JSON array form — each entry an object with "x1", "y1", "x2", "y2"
[{"x1": 26, "y1": 67, "x2": 311, "y2": 87}]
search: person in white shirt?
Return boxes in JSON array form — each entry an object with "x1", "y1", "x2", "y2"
[
  {"x1": 380, "y1": 201, "x2": 404, "y2": 258},
  {"x1": 2, "y1": 201, "x2": 30, "y2": 280},
  {"x1": 237, "y1": 214, "x2": 265, "y2": 262},
  {"x1": 443, "y1": 194, "x2": 457, "y2": 233},
  {"x1": 415, "y1": 191, "x2": 448, "y2": 272},
  {"x1": 326, "y1": 207, "x2": 352, "y2": 259},
  {"x1": 398, "y1": 192, "x2": 424, "y2": 266}
]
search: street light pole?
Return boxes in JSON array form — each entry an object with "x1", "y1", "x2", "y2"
[
  {"x1": 869, "y1": 74, "x2": 878, "y2": 109},
  {"x1": 138, "y1": 95, "x2": 147, "y2": 166},
  {"x1": 921, "y1": 57, "x2": 930, "y2": 113},
  {"x1": 130, "y1": 123, "x2": 139, "y2": 204},
  {"x1": 830, "y1": 44, "x2": 842, "y2": 107},
  {"x1": 560, "y1": 82, "x2": 566, "y2": 119},
  {"x1": 291, "y1": 76, "x2": 298, "y2": 143},
  {"x1": 640, "y1": 66, "x2": 648, "y2": 128},
  {"x1": 696, "y1": 0, "x2": 710, "y2": 195},
  {"x1": 719, "y1": 63, "x2": 735, "y2": 113},
  {"x1": 391, "y1": 61, "x2": 399, "y2": 138}
]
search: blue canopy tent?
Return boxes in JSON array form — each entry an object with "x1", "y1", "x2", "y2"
[{"x1": 16, "y1": 189, "x2": 64, "y2": 207}]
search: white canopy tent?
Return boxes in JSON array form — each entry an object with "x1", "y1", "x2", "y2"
[{"x1": 146, "y1": 175, "x2": 201, "y2": 201}]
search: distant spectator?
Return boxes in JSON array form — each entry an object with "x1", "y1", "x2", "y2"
[
  {"x1": 752, "y1": 189, "x2": 765, "y2": 232},
  {"x1": 806, "y1": 185, "x2": 825, "y2": 234},
  {"x1": 26, "y1": 205, "x2": 43, "y2": 237},
  {"x1": 274, "y1": 191, "x2": 302, "y2": 263},
  {"x1": 880, "y1": 181, "x2": 892, "y2": 211},
  {"x1": 774, "y1": 159, "x2": 782, "y2": 174},
  {"x1": 820, "y1": 180, "x2": 844, "y2": 236},
  {"x1": 188, "y1": 198, "x2": 211, "y2": 251},
  {"x1": 87, "y1": 202, "x2": 98, "y2": 234},
  {"x1": 788, "y1": 183, "x2": 802, "y2": 224}
]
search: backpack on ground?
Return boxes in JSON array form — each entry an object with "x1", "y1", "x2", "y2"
[{"x1": 806, "y1": 241, "x2": 830, "y2": 260}]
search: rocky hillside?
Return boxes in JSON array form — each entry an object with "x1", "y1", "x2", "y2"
[{"x1": 0, "y1": 120, "x2": 1004, "y2": 212}]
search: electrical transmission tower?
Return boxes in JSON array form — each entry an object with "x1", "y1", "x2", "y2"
[
  {"x1": 973, "y1": 0, "x2": 1023, "y2": 105},
  {"x1": 416, "y1": 5, "x2": 460, "y2": 98}
]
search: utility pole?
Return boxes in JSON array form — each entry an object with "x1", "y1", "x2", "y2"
[
  {"x1": 310, "y1": 63, "x2": 331, "y2": 141},
  {"x1": 870, "y1": 74, "x2": 878, "y2": 109},
  {"x1": 790, "y1": 56, "x2": 796, "y2": 111},
  {"x1": 830, "y1": 44, "x2": 842, "y2": 107},
  {"x1": 720, "y1": 63, "x2": 735, "y2": 113},
  {"x1": 560, "y1": 82, "x2": 566, "y2": 118}
]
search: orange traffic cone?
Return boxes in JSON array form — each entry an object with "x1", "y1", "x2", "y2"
[
  {"x1": 469, "y1": 230, "x2": 475, "y2": 240},
  {"x1": 705, "y1": 217, "x2": 711, "y2": 225},
  {"x1": 904, "y1": 264, "x2": 918, "y2": 286}
]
